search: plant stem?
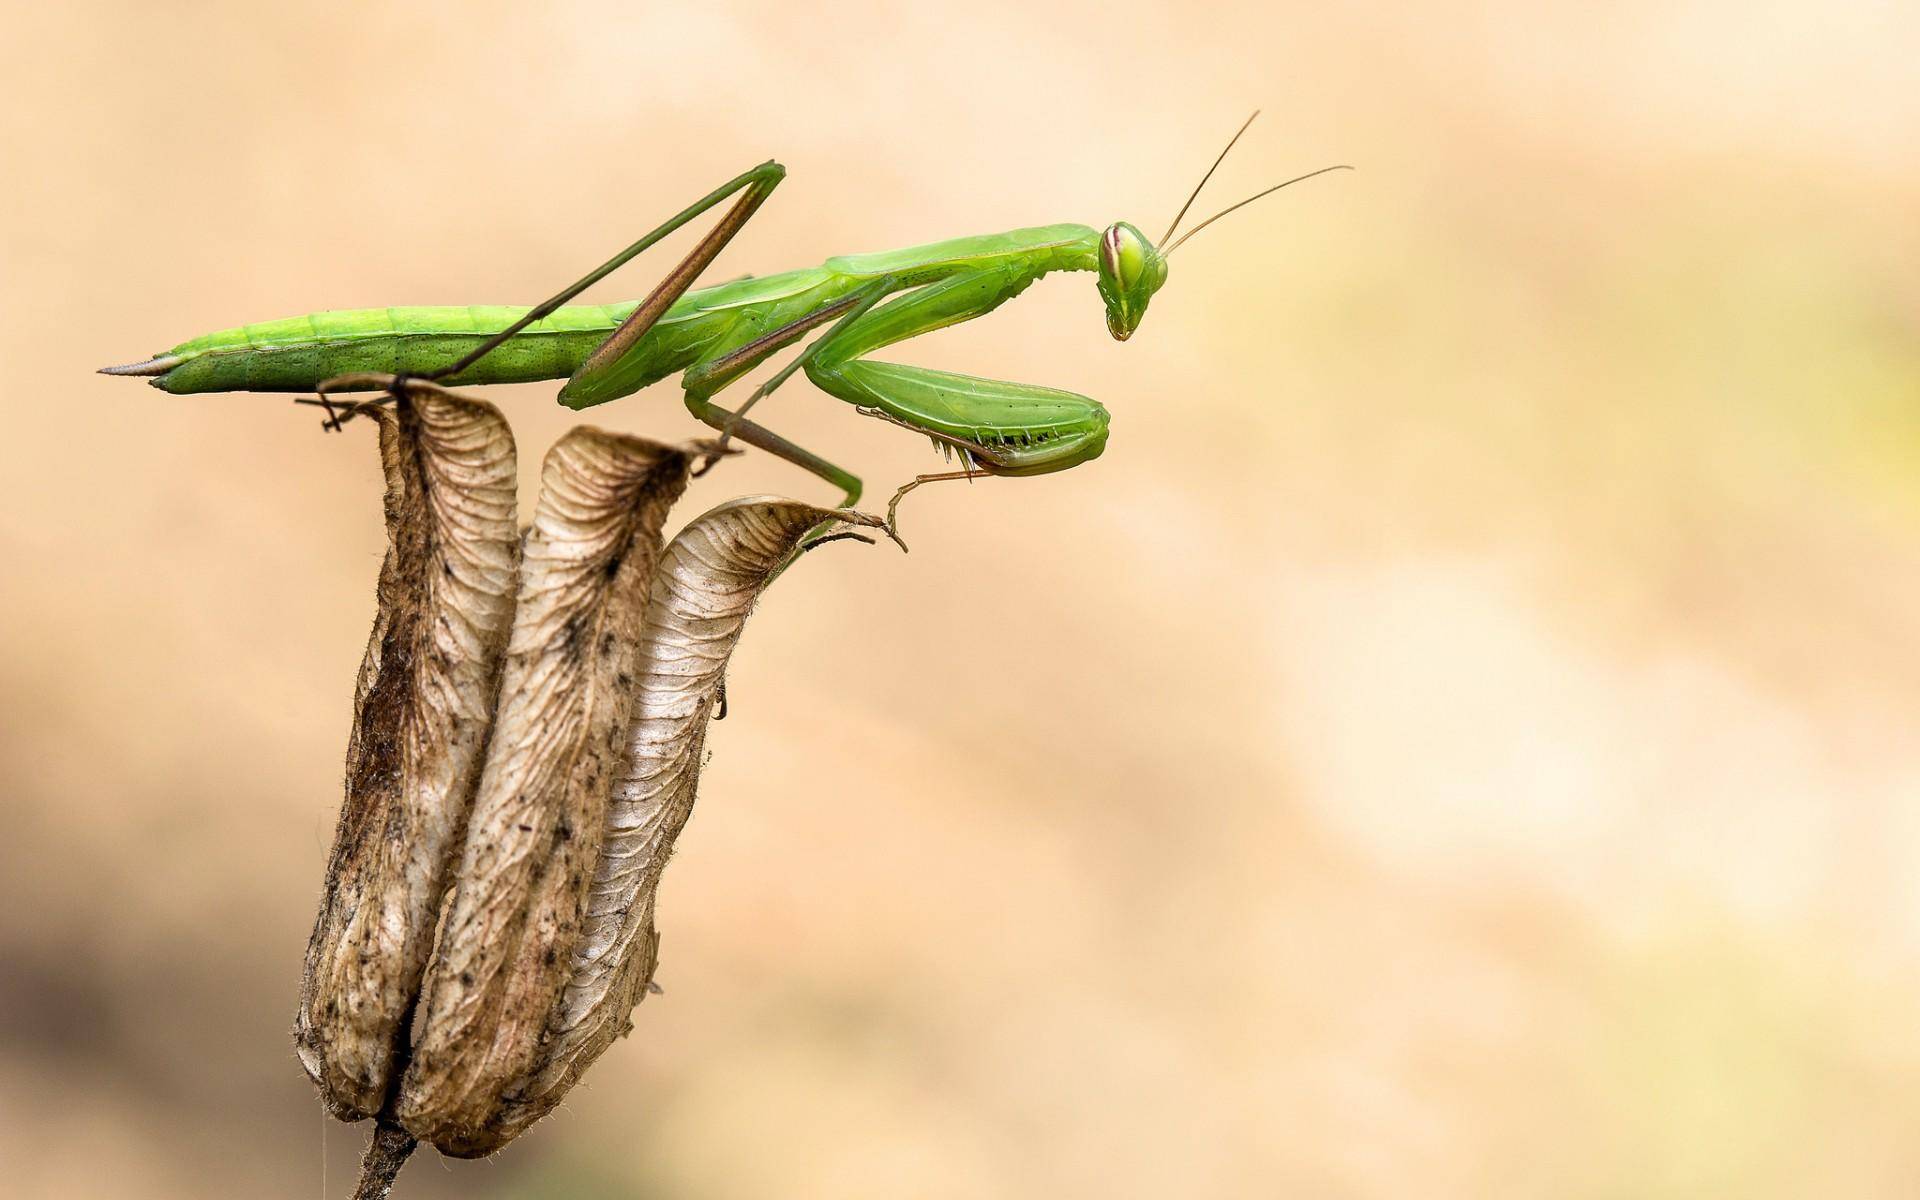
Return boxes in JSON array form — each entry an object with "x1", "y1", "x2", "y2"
[{"x1": 351, "y1": 1120, "x2": 417, "y2": 1200}]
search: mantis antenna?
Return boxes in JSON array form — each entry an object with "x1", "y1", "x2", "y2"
[
  {"x1": 1160, "y1": 110, "x2": 1263, "y2": 248},
  {"x1": 1162, "y1": 163, "x2": 1354, "y2": 255}
]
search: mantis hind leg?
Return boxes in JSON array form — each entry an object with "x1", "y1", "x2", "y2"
[
  {"x1": 296, "y1": 373, "x2": 464, "y2": 431},
  {"x1": 302, "y1": 161, "x2": 787, "y2": 426}
]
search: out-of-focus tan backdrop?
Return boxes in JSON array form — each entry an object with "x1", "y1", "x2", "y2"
[{"x1": 5, "y1": 2, "x2": 1918, "y2": 1196}]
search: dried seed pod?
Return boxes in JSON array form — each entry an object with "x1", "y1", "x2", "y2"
[
  {"x1": 487, "y1": 498, "x2": 879, "y2": 1144},
  {"x1": 295, "y1": 394, "x2": 519, "y2": 1121},
  {"x1": 396, "y1": 428, "x2": 695, "y2": 1156}
]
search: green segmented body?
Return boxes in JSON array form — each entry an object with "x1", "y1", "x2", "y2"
[
  {"x1": 113, "y1": 141, "x2": 1344, "y2": 511},
  {"x1": 150, "y1": 225, "x2": 1098, "y2": 408},
  {"x1": 155, "y1": 302, "x2": 641, "y2": 394},
  {"x1": 113, "y1": 149, "x2": 1195, "y2": 504}
]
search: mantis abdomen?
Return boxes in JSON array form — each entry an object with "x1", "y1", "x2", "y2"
[
  {"x1": 143, "y1": 260, "x2": 863, "y2": 398},
  {"x1": 153, "y1": 303, "x2": 640, "y2": 394}
]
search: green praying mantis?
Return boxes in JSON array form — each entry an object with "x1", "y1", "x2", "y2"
[{"x1": 103, "y1": 113, "x2": 1347, "y2": 541}]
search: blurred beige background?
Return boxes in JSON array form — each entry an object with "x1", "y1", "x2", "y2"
[{"x1": 4, "y1": 2, "x2": 1918, "y2": 1196}]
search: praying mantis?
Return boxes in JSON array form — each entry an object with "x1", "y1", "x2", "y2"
[{"x1": 103, "y1": 114, "x2": 1347, "y2": 540}]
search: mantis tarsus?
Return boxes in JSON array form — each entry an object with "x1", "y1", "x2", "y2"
[{"x1": 104, "y1": 113, "x2": 1347, "y2": 540}]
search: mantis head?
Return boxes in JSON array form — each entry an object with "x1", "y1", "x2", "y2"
[
  {"x1": 1096, "y1": 222, "x2": 1168, "y2": 342},
  {"x1": 1104, "y1": 112, "x2": 1350, "y2": 343}
]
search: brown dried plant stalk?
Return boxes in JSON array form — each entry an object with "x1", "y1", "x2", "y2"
[
  {"x1": 296, "y1": 393, "x2": 518, "y2": 1121},
  {"x1": 298, "y1": 394, "x2": 878, "y2": 1197},
  {"x1": 489, "y1": 496, "x2": 867, "y2": 1143},
  {"x1": 396, "y1": 424, "x2": 697, "y2": 1154}
]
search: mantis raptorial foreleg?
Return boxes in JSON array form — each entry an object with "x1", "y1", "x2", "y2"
[{"x1": 803, "y1": 269, "x2": 1108, "y2": 537}]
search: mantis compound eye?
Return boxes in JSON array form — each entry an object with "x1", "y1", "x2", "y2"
[{"x1": 1100, "y1": 223, "x2": 1149, "y2": 290}]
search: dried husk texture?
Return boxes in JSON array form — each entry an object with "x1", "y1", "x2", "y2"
[
  {"x1": 295, "y1": 394, "x2": 519, "y2": 1120},
  {"x1": 396, "y1": 428, "x2": 694, "y2": 1156},
  {"x1": 486, "y1": 498, "x2": 868, "y2": 1142}
]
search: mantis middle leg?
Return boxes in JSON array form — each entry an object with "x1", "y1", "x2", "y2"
[
  {"x1": 676, "y1": 275, "x2": 909, "y2": 507},
  {"x1": 677, "y1": 265, "x2": 1109, "y2": 536}
]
